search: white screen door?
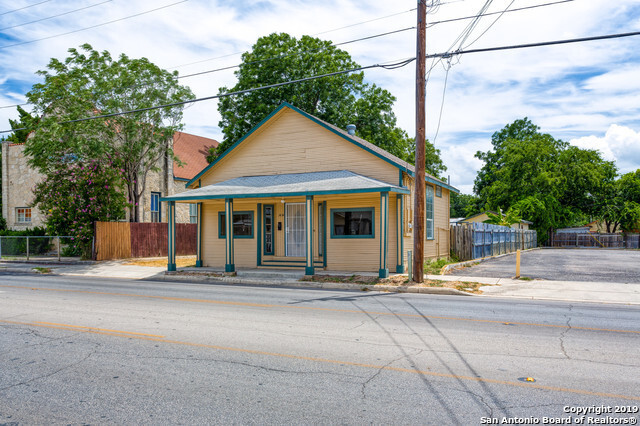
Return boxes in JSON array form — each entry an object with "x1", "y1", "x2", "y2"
[{"x1": 285, "y1": 203, "x2": 306, "y2": 257}]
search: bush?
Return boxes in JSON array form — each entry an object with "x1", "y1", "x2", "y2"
[{"x1": 0, "y1": 227, "x2": 50, "y2": 255}]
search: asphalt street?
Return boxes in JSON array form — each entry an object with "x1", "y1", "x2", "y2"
[
  {"x1": 1, "y1": 273, "x2": 639, "y2": 424},
  {"x1": 449, "y1": 248, "x2": 640, "y2": 283}
]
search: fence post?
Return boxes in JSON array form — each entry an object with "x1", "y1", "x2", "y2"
[
  {"x1": 0, "y1": 236, "x2": 2, "y2": 259},
  {"x1": 57, "y1": 237, "x2": 61, "y2": 262},
  {"x1": 408, "y1": 250, "x2": 413, "y2": 281},
  {"x1": 26, "y1": 236, "x2": 30, "y2": 260}
]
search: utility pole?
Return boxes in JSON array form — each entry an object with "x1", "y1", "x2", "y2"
[{"x1": 413, "y1": 0, "x2": 426, "y2": 283}]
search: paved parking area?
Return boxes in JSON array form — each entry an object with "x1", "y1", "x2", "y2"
[{"x1": 449, "y1": 248, "x2": 640, "y2": 283}]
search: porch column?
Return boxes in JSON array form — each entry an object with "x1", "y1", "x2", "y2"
[
  {"x1": 379, "y1": 192, "x2": 389, "y2": 278},
  {"x1": 305, "y1": 195, "x2": 314, "y2": 275},
  {"x1": 195, "y1": 202, "x2": 203, "y2": 267},
  {"x1": 167, "y1": 201, "x2": 176, "y2": 272},
  {"x1": 224, "y1": 198, "x2": 235, "y2": 273},
  {"x1": 396, "y1": 195, "x2": 405, "y2": 273}
]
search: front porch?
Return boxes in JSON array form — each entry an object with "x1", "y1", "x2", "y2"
[{"x1": 162, "y1": 170, "x2": 410, "y2": 278}]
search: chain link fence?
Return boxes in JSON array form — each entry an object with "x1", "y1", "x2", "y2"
[{"x1": 0, "y1": 236, "x2": 80, "y2": 261}]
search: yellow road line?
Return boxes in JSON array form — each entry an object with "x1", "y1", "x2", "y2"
[
  {"x1": 33, "y1": 321, "x2": 165, "y2": 337},
  {"x1": 2, "y1": 318, "x2": 638, "y2": 402},
  {"x1": 1, "y1": 284, "x2": 639, "y2": 335}
]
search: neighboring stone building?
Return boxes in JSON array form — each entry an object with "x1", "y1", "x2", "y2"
[{"x1": 1, "y1": 131, "x2": 218, "y2": 230}]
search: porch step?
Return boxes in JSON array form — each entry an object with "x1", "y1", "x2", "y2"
[{"x1": 236, "y1": 268, "x2": 305, "y2": 280}]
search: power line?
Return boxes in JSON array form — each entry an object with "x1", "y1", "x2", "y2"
[
  {"x1": 426, "y1": 30, "x2": 640, "y2": 59},
  {"x1": 0, "y1": 0, "x2": 52, "y2": 17},
  {"x1": 426, "y1": 0, "x2": 575, "y2": 28},
  {"x1": 0, "y1": 0, "x2": 190, "y2": 50},
  {"x1": 0, "y1": 26, "x2": 417, "y2": 110},
  {"x1": 0, "y1": 59, "x2": 415, "y2": 134},
  {"x1": 0, "y1": 0, "x2": 113, "y2": 32}
]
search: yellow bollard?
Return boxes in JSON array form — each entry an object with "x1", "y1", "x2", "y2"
[{"x1": 515, "y1": 249, "x2": 521, "y2": 278}]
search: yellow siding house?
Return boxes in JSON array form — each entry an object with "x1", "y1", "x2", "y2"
[{"x1": 162, "y1": 103, "x2": 458, "y2": 278}]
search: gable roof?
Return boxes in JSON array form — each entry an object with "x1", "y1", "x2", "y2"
[
  {"x1": 186, "y1": 102, "x2": 458, "y2": 193},
  {"x1": 172, "y1": 131, "x2": 218, "y2": 180}
]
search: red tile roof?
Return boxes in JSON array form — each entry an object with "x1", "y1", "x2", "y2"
[{"x1": 172, "y1": 131, "x2": 218, "y2": 180}]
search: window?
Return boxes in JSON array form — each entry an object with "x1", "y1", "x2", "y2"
[
  {"x1": 436, "y1": 185, "x2": 442, "y2": 198},
  {"x1": 331, "y1": 208, "x2": 374, "y2": 238},
  {"x1": 151, "y1": 192, "x2": 161, "y2": 222},
  {"x1": 263, "y1": 205, "x2": 274, "y2": 255},
  {"x1": 189, "y1": 204, "x2": 198, "y2": 224},
  {"x1": 219, "y1": 211, "x2": 253, "y2": 238},
  {"x1": 426, "y1": 185, "x2": 434, "y2": 240},
  {"x1": 16, "y1": 207, "x2": 31, "y2": 223}
]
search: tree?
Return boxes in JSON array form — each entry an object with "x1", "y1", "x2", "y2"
[
  {"x1": 25, "y1": 44, "x2": 194, "y2": 222},
  {"x1": 215, "y1": 33, "x2": 446, "y2": 176},
  {"x1": 450, "y1": 192, "x2": 480, "y2": 218},
  {"x1": 32, "y1": 159, "x2": 127, "y2": 257},
  {"x1": 484, "y1": 209, "x2": 521, "y2": 227},
  {"x1": 596, "y1": 169, "x2": 640, "y2": 232}
]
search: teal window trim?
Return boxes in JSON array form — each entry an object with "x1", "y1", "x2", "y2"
[
  {"x1": 218, "y1": 211, "x2": 254, "y2": 239},
  {"x1": 426, "y1": 185, "x2": 434, "y2": 240},
  {"x1": 151, "y1": 192, "x2": 161, "y2": 222},
  {"x1": 330, "y1": 207, "x2": 375, "y2": 239},
  {"x1": 263, "y1": 204, "x2": 274, "y2": 255}
]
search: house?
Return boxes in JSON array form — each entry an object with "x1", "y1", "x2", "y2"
[
  {"x1": 162, "y1": 103, "x2": 458, "y2": 277},
  {"x1": 459, "y1": 211, "x2": 533, "y2": 230},
  {"x1": 1, "y1": 131, "x2": 218, "y2": 230}
]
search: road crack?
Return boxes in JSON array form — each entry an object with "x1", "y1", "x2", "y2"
[{"x1": 559, "y1": 304, "x2": 573, "y2": 359}]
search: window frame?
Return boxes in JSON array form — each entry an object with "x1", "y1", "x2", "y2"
[
  {"x1": 436, "y1": 185, "x2": 442, "y2": 198},
  {"x1": 218, "y1": 211, "x2": 254, "y2": 239},
  {"x1": 16, "y1": 207, "x2": 32, "y2": 224},
  {"x1": 330, "y1": 207, "x2": 375, "y2": 239},
  {"x1": 150, "y1": 192, "x2": 161, "y2": 223},
  {"x1": 189, "y1": 203, "x2": 198, "y2": 224},
  {"x1": 426, "y1": 185, "x2": 434, "y2": 240}
]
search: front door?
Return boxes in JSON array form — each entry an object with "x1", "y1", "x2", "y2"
[{"x1": 285, "y1": 203, "x2": 305, "y2": 257}]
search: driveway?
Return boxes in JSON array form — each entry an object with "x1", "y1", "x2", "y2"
[{"x1": 448, "y1": 248, "x2": 640, "y2": 283}]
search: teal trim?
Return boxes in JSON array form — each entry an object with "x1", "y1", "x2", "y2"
[
  {"x1": 196, "y1": 202, "x2": 202, "y2": 267},
  {"x1": 399, "y1": 169, "x2": 404, "y2": 187},
  {"x1": 322, "y1": 201, "x2": 327, "y2": 269},
  {"x1": 161, "y1": 186, "x2": 409, "y2": 202},
  {"x1": 167, "y1": 201, "x2": 176, "y2": 272},
  {"x1": 379, "y1": 192, "x2": 388, "y2": 274},
  {"x1": 198, "y1": 179, "x2": 201, "y2": 188},
  {"x1": 379, "y1": 268, "x2": 389, "y2": 278},
  {"x1": 305, "y1": 195, "x2": 314, "y2": 275},
  {"x1": 426, "y1": 185, "x2": 435, "y2": 240},
  {"x1": 224, "y1": 198, "x2": 235, "y2": 273},
  {"x1": 174, "y1": 177, "x2": 190, "y2": 182},
  {"x1": 404, "y1": 170, "x2": 460, "y2": 194},
  {"x1": 257, "y1": 203, "x2": 262, "y2": 266},
  {"x1": 218, "y1": 210, "x2": 254, "y2": 239},
  {"x1": 330, "y1": 207, "x2": 375, "y2": 239},
  {"x1": 396, "y1": 195, "x2": 404, "y2": 273},
  {"x1": 263, "y1": 204, "x2": 274, "y2": 255}
]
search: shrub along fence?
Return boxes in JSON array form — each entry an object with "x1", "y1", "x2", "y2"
[
  {"x1": 94, "y1": 222, "x2": 196, "y2": 261},
  {"x1": 0, "y1": 236, "x2": 77, "y2": 260},
  {"x1": 547, "y1": 232, "x2": 640, "y2": 249},
  {"x1": 450, "y1": 222, "x2": 537, "y2": 261}
]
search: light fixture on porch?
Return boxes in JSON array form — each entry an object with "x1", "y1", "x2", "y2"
[{"x1": 281, "y1": 198, "x2": 285, "y2": 204}]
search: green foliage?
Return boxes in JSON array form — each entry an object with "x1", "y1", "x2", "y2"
[
  {"x1": 484, "y1": 209, "x2": 522, "y2": 227},
  {"x1": 32, "y1": 160, "x2": 127, "y2": 258},
  {"x1": 450, "y1": 192, "x2": 481, "y2": 218},
  {"x1": 215, "y1": 33, "x2": 446, "y2": 176},
  {"x1": 0, "y1": 227, "x2": 49, "y2": 256},
  {"x1": 5, "y1": 106, "x2": 37, "y2": 144},
  {"x1": 473, "y1": 118, "x2": 624, "y2": 241},
  {"x1": 25, "y1": 44, "x2": 194, "y2": 222},
  {"x1": 423, "y1": 257, "x2": 458, "y2": 275}
]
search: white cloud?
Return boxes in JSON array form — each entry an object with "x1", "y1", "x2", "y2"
[{"x1": 570, "y1": 125, "x2": 640, "y2": 174}]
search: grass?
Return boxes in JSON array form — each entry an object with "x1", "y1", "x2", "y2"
[
  {"x1": 423, "y1": 256, "x2": 460, "y2": 275},
  {"x1": 32, "y1": 267, "x2": 52, "y2": 274}
]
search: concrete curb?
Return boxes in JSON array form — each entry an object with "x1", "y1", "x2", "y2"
[{"x1": 158, "y1": 271, "x2": 472, "y2": 295}]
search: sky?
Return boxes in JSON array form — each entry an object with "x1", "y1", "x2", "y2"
[{"x1": 1, "y1": 0, "x2": 639, "y2": 194}]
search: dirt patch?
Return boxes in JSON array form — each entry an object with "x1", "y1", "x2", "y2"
[
  {"x1": 305, "y1": 274, "x2": 491, "y2": 294},
  {"x1": 125, "y1": 256, "x2": 196, "y2": 268}
]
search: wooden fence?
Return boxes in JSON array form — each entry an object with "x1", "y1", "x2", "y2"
[
  {"x1": 450, "y1": 222, "x2": 537, "y2": 261},
  {"x1": 548, "y1": 232, "x2": 640, "y2": 249},
  {"x1": 95, "y1": 222, "x2": 197, "y2": 261}
]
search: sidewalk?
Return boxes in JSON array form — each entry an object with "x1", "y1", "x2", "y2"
[{"x1": 2, "y1": 259, "x2": 640, "y2": 305}]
